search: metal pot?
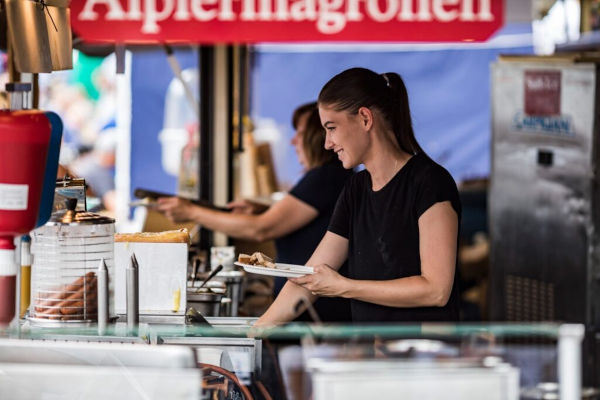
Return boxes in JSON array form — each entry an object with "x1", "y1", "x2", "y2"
[
  {"x1": 187, "y1": 289, "x2": 224, "y2": 317},
  {"x1": 214, "y1": 270, "x2": 244, "y2": 317}
]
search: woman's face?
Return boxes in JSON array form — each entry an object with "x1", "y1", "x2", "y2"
[
  {"x1": 291, "y1": 111, "x2": 310, "y2": 170},
  {"x1": 319, "y1": 105, "x2": 367, "y2": 169}
]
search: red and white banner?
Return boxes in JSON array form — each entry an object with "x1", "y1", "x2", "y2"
[{"x1": 70, "y1": 0, "x2": 504, "y2": 43}]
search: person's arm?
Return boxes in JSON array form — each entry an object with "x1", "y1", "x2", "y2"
[
  {"x1": 156, "y1": 194, "x2": 317, "y2": 242},
  {"x1": 292, "y1": 201, "x2": 458, "y2": 308},
  {"x1": 255, "y1": 231, "x2": 349, "y2": 326},
  {"x1": 226, "y1": 199, "x2": 269, "y2": 215}
]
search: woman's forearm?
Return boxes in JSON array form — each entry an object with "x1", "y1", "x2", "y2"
[
  {"x1": 188, "y1": 206, "x2": 267, "y2": 241},
  {"x1": 255, "y1": 281, "x2": 316, "y2": 326},
  {"x1": 341, "y1": 275, "x2": 451, "y2": 308},
  {"x1": 183, "y1": 194, "x2": 318, "y2": 242},
  {"x1": 257, "y1": 231, "x2": 349, "y2": 326}
]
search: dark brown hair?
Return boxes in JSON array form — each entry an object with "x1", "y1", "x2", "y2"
[
  {"x1": 292, "y1": 102, "x2": 336, "y2": 168},
  {"x1": 317, "y1": 67, "x2": 423, "y2": 155},
  {"x1": 292, "y1": 102, "x2": 317, "y2": 129}
]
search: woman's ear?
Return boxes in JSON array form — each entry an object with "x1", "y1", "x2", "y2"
[{"x1": 357, "y1": 107, "x2": 373, "y2": 131}]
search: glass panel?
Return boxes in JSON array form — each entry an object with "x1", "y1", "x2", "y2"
[{"x1": 0, "y1": 322, "x2": 580, "y2": 400}]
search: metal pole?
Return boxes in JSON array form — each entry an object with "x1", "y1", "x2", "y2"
[
  {"x1": 558, "y1": 324, "x2": 584, "y2": 400},
  {"x1": 198, "y1": 46, "x2": 215, "y2": 252},
  {"x1": 237, "y1": 46, "x2": 247, "y2": 153},
  {"x1": 227, "y1": 45, "x2": 234, "y2": 205},
  {"x1": 562, "y1": 0, "x2": 570, "y2": 43}
]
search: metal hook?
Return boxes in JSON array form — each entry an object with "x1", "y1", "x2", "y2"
[{"x1": 35, "y1": 0, "x2": 58, "y2": 32}]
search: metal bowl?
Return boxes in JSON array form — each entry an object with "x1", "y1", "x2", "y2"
[{"x1": 187, "y1": 289, "x2": 224, "y2": 317}]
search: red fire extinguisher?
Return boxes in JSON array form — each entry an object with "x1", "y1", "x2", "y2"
[
  {"x1": 0, "y1": 110, "x2": 51, "y2": 324},
  {"x1": 0, "y1": 110, "x2": 51, "y2": 241}
]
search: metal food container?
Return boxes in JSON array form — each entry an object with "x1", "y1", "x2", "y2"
[
  {"x1": 215, "y1": 270, "x2": 244, "y2": 317},
  {"x1": 187, "y1": 289, "x2": 224, "y2": 317},
  {"x1": 29, "y1": 199, "x2": 115, "y2": 325}
]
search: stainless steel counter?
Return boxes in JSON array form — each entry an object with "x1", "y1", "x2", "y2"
[{"x1": 0, "y1": 339, "x2": 202, "y2": 400}]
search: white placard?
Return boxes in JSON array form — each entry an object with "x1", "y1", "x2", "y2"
[
  {"x1": 114, "y1": 242, "x2": 188, "y2": 315},
  {"x1": 0, "y1": 183, "x2": 28, "y2": 210}
]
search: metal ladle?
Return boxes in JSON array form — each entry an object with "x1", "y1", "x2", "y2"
[{"x1": 197, "y1": 264, "x2": 223, "y2": 290}]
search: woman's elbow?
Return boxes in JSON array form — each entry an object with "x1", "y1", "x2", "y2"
[
  {"x1": 421, "y1": 277, "x2": 451, "y2": 307},
  {"x1": 431, "y1": 289, "x2": 451, "y2": 307}
]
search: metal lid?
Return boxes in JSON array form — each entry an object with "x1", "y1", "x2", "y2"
[
  {"x1": 216, "y1": 270, "x2": 245, "y2": 282},
  {"x1": 187, "y1": 291, "x2": 224, "y2": 303},
  {"x1": 56, "y1": 176, "x2": 86, "y2": 188},
  {"x1": 48, "y1": 198, "x2": 115, "y2": 225}
]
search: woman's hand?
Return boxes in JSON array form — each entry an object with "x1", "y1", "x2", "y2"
[
  {"x1": 226, "y1": 199, "x2": 269, "y2": 215},
  {"x1": 226, "y1": 199, "x2": 257, "y2": 214},
  {"x1": 289, "y1": 264, "x2": 350, "y2": 297},
  {"x1": 156, "y1": 197, "x2": 195, "y2": 222}
]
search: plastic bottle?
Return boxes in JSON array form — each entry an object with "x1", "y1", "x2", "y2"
[
  {"x1": 0, "y1": 239, "x2": 17, "y2": 324},
  {"x1": 177, "y1": 123, "x2": 199, "y2": 199},
  {"x1": 19, "y1": 235, "x2": 32, "y2": 318}
]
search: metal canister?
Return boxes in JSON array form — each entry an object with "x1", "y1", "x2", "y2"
[
  {"x1": 29, "y1": 199, "x2": 115, "y2": 325},
  {"x1": 187, "y1": 289, "x2": 224, "y2": 317},
  {"x1": 214, "y1": 270, "x2": 244, "y2": 317}
]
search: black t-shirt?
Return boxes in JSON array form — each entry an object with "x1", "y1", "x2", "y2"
[
  {"x1": 275, "y1": 160, "x2": 353, "y2": 322},
  {"x1": 328, "y1": 153, "x2": 461, "y2": 323}
]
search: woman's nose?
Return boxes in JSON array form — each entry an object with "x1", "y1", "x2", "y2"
[{"x1": 324, "y1": 133, "x2": 333, "y2": 149}]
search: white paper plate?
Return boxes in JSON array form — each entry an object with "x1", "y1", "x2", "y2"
[{"x1": 234, "y1": 262, "x2": 314, "y2": 278}]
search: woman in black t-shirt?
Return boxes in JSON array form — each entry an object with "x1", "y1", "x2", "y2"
[
  {"x1": 157, "y1": 103, "x2": 352, "y2": 322},
  {"x1": 257, "y1": 68, "x2": 461, "y2": 324}
]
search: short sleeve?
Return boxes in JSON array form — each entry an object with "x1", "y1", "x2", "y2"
[
  {"x1": 414, "y1": 165, "x2": 461, "y2": 219},
  {"x1": 327, "y1": 184, "x2": 351, "y2": 238}
]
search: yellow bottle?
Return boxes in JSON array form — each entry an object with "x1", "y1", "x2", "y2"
[
  {"x1": 20, "y1": 237, "x2": 32, "y2": 319},
  {"x1": 173, "y1": 287, "x2": 181, "y2": 313}
]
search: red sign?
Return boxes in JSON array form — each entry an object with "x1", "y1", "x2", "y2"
[
  {"x1": 524, "y1": 71, "x2": 562, "y2": 116},
  {"x1": 70, "y1": 0, "x2": 503, "y2": 44}
]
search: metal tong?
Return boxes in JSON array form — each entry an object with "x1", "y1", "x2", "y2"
[{"x1": 198, "y1": 264, "x2": 223, "y2": 290}]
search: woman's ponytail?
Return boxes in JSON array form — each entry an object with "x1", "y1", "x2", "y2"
[{"x1": 383, "y1": 72, "x2": 423, "y2": 155}]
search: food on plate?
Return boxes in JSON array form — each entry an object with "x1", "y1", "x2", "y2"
[
  {"x1": 238, "y1": 252, "x2": 277, "y2": 268},
  {"x1": 237, "y1": 253, "x2": 253, "y2": 264}
]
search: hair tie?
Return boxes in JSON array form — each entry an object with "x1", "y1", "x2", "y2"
[{"x1": 382, "y1": 73, "x2": 391, "y2": 88}]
